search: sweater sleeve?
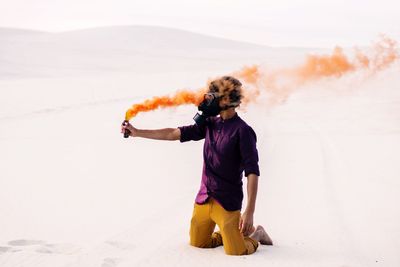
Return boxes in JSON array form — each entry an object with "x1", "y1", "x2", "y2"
[
  {"x1": 239, "y1": 125, "x2": 260, "y2": 176},
  {"x1": 178, "y1": 123, "x2": 206, "y2": 142}
]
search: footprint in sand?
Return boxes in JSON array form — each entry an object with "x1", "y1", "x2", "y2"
[
  {"x1": 101, "y1": 257, "x2": 121, "y2": 267},
  {"x1": 0, "y1": 246, "x2": 21, "y2": 253},
  {"x1": 6, "y1": 239, "x2": 80, "y2": 255},
  {"x1": 35, "y1": 243, "x2": 81, "y2": 255},
  {"x1": 105, "y1": 240, "x2": 136, "y2": 250},
  {"x1": 7, "y1": 239, "x2": 46, "y2": 246}
]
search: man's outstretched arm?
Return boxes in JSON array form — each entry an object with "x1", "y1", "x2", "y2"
[{"x1": 121, "y1": 122, "x2": 181, "y2": 141}]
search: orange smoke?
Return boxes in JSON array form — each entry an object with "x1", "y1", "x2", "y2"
[
  {"x1": 125, "y1": 36, "x2": 399, "y2": 120},
  {"x1": 232, "y1": 65, "x2": 261, "y2": 105},
  {"x1": 235, "y1": 35, "x2": 399, "y2": 105},
  {"x1": 125, "y1": 89, "x2": 206, "y2": 120},
  {"x1": 296, "y1": 46, "x2": 355, "y2": 80}
]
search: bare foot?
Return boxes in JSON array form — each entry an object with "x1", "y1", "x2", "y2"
[{"x1": 250, "y1": 225, "x2": 273, "y2": 245}]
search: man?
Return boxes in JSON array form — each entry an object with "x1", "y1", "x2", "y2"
[{"x1": 121, "y1": 76, "x2": 273, "y2": 255}]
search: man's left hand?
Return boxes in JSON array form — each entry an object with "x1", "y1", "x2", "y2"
[{"x1": 239, "y1": 211, "x2": 254, "y2": 236}]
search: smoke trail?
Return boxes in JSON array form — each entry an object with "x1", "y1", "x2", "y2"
[
  {"x1": 125, "y1": 89, "x2": 206, "y2": 120},
  {"x1": 125, "y1": 36, "x2": 398, "y2": 120},
  {"x1": 235, "y1": 35, "x2": 399, "y2": 105}
]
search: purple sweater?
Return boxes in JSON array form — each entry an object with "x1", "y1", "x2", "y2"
[{"x1": 179, "y1": 113, "x2": 260, "y2": 211}]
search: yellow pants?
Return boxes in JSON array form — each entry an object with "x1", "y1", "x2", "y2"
[{"x1": 189, "y1": 198, "x2": 259, "y2": 255}]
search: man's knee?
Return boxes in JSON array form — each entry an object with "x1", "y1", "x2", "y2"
[
  {"x1": 218, "y1": 226, "x2": 255, "y2": 256},
  {"x1": 223, "y1": 247, "x2": 247, "y2": 256},
  {"x1": 190, "y1": 234, "x2": 216, "y2": 248},
  {"x1": 190, "y1": 223, "x2": 210, "y2": 248},
  {"x1": 222, "y1": 238, "x2": 258, "y2": 256},
  {"x1": 190, "y1": 231, "x2": 222, "y2": 248},
  {"x1": 190, "y1": 239, "x2": 207, "y2": 248}
]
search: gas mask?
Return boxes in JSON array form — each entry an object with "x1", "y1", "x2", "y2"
[{"x1": 193, "y1": 92, "x2": 222, "y2": 125}]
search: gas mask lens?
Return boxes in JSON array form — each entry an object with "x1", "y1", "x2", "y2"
[{"x1": 204, "y1": 92, "x2": 218, "y2": 104}]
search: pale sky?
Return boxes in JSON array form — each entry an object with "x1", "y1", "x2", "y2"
[{"x1": 0, "y1": 0, "x2": 399, "y2": 47}]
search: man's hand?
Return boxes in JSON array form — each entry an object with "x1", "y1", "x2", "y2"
[
  {"x1": 121, "y1": 121, "x2": 138, "y2": 137},
  {"x1": 120, "y1": 123, "x2": 180, "y2": 141},
  {"x1": 239, "y1": 210, "x2": 254, "y2": 237}
]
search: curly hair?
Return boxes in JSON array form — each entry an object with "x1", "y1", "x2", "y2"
[{"x1": 208, "y1": 76, "x2": 243, "y2": 107}]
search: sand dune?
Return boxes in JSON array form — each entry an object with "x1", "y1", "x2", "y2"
[{"x1": 0, "y1": 25, "x2": 324, "y2": 78}]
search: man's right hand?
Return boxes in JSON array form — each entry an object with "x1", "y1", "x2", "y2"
[{"x1": 121, "y1": 121, "x2": 137, "y2": 137}]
